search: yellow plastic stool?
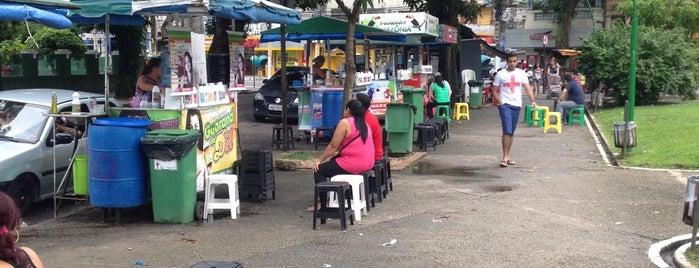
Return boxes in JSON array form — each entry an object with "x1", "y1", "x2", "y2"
[
  {"x1": 531, "y1": 106, "x2": 549, "y2": 127},
  {"x1": 453, "y1": 102, "x2": 470, "y2": 120},
  {"x1": 543, "y1": 111, "x2": 562, "y2": 133}
]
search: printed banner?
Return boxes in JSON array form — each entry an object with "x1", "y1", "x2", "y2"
[
  {"x1": 228, "y1": 31, "x2": 246, "y2": 89},
  {"x1": 364, "y1": 80, "x2": 397, "y2": 117},
  {"x1": 359, "y1": 12, "x2": 439, "y2": 36},
  {"x1": 169, "y1": 28, "x2": 201, "y2": 94}
]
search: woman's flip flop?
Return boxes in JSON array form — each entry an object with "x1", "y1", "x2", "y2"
[
  {"x1": 507, "y1": 160, "x2": 516, "y2": 165},
  {"x1": 500, "y1": 160, "x2": 508, "y2": 168}
]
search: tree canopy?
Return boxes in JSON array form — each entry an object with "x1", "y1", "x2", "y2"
[
  {"x1": 616, "y1": 0, "x2": 699, "y2": 37},
  {"x1": 577, "y1": 21, "x2": 699, "y2": 105}
]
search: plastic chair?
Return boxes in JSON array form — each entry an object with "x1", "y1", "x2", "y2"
[
  {"x1": 453, "y1": 102, "x2": 470, "y2": 120},
  {"x1": 543, "y1": 111, "x2": 562, "y2": 134},
  {"x1": 568, "y1": 107, "x2": 585, "y2": 126},
  {"x1": 204, "y1": 174, "x2": 240, "y2": 222}
]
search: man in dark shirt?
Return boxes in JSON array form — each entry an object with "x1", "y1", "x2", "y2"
[{"x1": 555, "y1": 73, "x2": 586, "y2": 124}]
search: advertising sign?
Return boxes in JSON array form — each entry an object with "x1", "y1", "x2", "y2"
[
  {"x1": 438, "y1": 24, "x2": 458, "y2": 44},
  {"x1": 169, "y1": 28, "x2": 206, "y2": 94},
  {"x1": 359, "y1": 12, "x2": 439, "y2": 36},
  {"x1": 228, "y1": 31, "x2": 246, "y2": 90},
  {"x1": 364, "y1": 80, "x2": 397, "y2": 117}
]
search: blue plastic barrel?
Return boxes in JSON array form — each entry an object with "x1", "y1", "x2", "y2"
[
  {"x1": 322, "y1": 90, "x2": 343, "y2": 128},
  {"x1": 88, "y1": 117, "x2": 151, "y2": 208}
]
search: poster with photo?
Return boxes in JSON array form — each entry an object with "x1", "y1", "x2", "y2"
[
  {"x1": 228, "y1": 31, "x2": 246, "y2": 90},
  {"x1": 169, "y1": 28, "x2": 201, "y2": 94}
]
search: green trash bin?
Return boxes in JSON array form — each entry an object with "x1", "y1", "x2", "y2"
[
  {"x1": 385, "y1": 103, "x2": 416, "y2": 155},
  {"x1": 141, "y1": 129, "x2": 200, "y2": 224},
  {"x1": 400, "y1": 87, "x2": 425, "y2": 124},
  {"x1": 468, "y1": 80, "x2": 484, "y2": 108}
]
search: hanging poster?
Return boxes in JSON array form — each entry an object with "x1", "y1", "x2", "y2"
[
  {"x1": 169, "y1": 28, "x2": 200, "y2": 94},
  {"x1": 228, "y1": 31, "x2": 246, "y2": 90},
  {"x1": 190, "y1": 31, "x2": 208, "y2": 85},
  {"x1": 365, "y1": 80, "x2": 397, "y2": 117}
]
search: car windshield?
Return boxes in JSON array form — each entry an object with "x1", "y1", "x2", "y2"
[{"x1": 0, "y1": 100, "x2": 48, "y2": 143}]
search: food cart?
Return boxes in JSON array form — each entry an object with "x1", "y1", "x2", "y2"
[{"x1": 55, "y1": 0, "x2": 300, "y2": 221}]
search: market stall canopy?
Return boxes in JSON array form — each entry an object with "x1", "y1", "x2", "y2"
[
  {"x1": 3, "y1": 0, "x2": 79, "y2": 9},
  {"x1": 260, "y1": 16, "x2": 406, "y2": 43},
  {"x1": 68, "y1": 0, "x2": 144, "y2": 25},
  {"x1": 0, "y1": 1, "x2": 74, "y2": 29},
  {"x1": 209, "y1": 0, "x2": 300, "y2": 25}
]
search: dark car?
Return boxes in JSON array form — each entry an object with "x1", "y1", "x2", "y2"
[{"x1": 253, "y1": 66, "x2": 310, "y2": 122}]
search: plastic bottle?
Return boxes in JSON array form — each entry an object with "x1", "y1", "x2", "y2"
[
  {"x1": 90, "y1": 97, "x2": 97, "y2": 114},
  {"x1": 71, "y1": 91, "x2": 80, "y2": 114},
  {"x1": 50, "y1": 91, "x2": 58, "y2": 114},
  {"x1": 152, "y1": 86, "x2": 161, "y2": 109}
]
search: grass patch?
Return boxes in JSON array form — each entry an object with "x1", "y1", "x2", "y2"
[
  {"x1": 591, "y1": 101, "x2": 699, "y2": 169},
  {"x1": 280, "y1": 151, "x2": 319, "y2": 160},
  {"x1": 684, "y1": 246, "x2": 699, "y2": 266}
]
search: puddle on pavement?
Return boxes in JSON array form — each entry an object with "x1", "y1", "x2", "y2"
[{"x1": 403, "y1": 161, "x2": 499, "y2": 179}]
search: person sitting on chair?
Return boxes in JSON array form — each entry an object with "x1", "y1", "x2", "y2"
[
  {"x1": 555, "y1": 74, "x2": 586, "y2": 124},
  {"x1": 425, "y1": 72, "x2": 452, "y2": 118}
]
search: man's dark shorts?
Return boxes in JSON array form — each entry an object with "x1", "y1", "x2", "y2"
[{"x1": 498, "y1": 103, "x2": 521, "y2": 136}]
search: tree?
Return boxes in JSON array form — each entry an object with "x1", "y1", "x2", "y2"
[
  {"x1": 297, "y1": 0, "x2": 379, "y2": 105},
  {"x1": 616, "y1": 0, "x2": 699, "y2": 38},
  {"x1": 537, "y1": 0, "x2": 582, "y2": 48},
  {"x1": 577, "y1": 21, "x2": 698, "y2": 105},
  {"x1": 32, "y1": 29, "x2": 87, "y2": 56},
  {"x1": 403, "y1": 0, "x2": 481, "y2": 94}
]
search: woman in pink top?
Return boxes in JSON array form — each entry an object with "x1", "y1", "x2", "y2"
[{"x1": 309, "y1": 100, "x2": 374, "y2": 211}]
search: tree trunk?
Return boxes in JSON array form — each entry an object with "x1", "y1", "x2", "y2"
[
  {"x1": 556, "y1": 0, "x2": 580, "y2": 49},
  {"x1": 209, "y1": 18, "x2": 231, "y2": 55},
  {"x1": 344, "y1": 21, "x2": 357, "y2": 106}
]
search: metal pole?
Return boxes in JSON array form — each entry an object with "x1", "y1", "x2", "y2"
[
  {"x1": 693, "y1": 196, "x2": 699, "y2": 250},
  {"x1": 280, "y1": 24, "x2": 289, "y2": 151},
  {"x1": 105, "y1": 14, "x2": 111, "y2": 114},
  {"x1": 628, "y1": 0, "x2": 638, "y2": 121}
]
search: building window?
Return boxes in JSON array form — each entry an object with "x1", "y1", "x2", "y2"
[{"x1": 534, "y1": 13, "x2": 554, "y2": 21}]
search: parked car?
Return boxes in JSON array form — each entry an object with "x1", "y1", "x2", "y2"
[
  {"x1": 0, "y1": 89, "x2": 120, "y2": 212},
  {"x1": 253, "y1": 66, "x2": 311, "y2": 122}
]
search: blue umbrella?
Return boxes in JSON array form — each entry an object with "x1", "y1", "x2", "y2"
[{"x1": 0, "y1": 2, "x2": 72, "y2": 29}]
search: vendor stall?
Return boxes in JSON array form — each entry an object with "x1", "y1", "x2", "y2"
[
  {"x1": 54, "y1": 0, "x2": 300, "y2": 221},
  {"x1": 260, "y1": 16, "x2": 406, "y2": 130}
]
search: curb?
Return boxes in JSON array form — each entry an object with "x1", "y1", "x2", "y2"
[{"x1": 675, "y1": 242, "x2": 695, "y2": 268}]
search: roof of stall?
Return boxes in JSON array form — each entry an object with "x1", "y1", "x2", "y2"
[
  {"x1": 260, "y1": 16, "x2": 406, "y2": 43},
  {"x1": 132, "y1": 0, "x2": 301, "y2": 25},
  {"x1": 0, "y1": 1, "x2": 74, "y2": 29}
]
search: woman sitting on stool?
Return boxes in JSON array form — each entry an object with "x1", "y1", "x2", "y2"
[{"x1": 308, "y1": 100, "x2": 374, "y2": 211}]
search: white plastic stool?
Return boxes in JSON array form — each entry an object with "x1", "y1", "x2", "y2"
[
  {"x1": 204, "y1": 174, "x2": 240, "y2": 221},
  {"x1": 328, "y1": 174, "x2": 367, "y2": 221}
]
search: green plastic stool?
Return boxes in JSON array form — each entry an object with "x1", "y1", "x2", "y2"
[
  {"x1": 435, "y1": 104, "x2": 451, "y2": 122},
  {"x1": 524, "y1": 105, "x2": 534, "y2": 126},
  {"x1": 568, "y1": 107, "x2": 585, "y2": 126}
]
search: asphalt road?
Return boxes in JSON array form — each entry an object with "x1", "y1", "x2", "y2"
[{"x1": 19, "y1": 90, "x2": 694, "y2": 267}]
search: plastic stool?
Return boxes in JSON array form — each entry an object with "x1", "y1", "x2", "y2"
[
  {"x1": 453, "y1": 102, "x2": 470, "y2": 120},
  {"x1": 382, "y1": 156, "x2": 393, "y2": 194},
  {"x1": 314, "y1": 127, "x2": 334, "y2": 150},
  {"x1": 531, "y1": 106, "x2": 549, "y2": 127},
  {"x1": 543, "y1": 111, "x2": 562, "y2": 134},
  {"x1": 272, "y1": 125, "x2": 294, "y2": 149},
  {"x1": 204, "y1": 174, "x2": 240, "y2": 221},
  {"x1": 568, "y1": 107, "x2": 585, "y2": 126},
  {"x1": 426, "y1": 117, "x2": 448, "y2": 142},
  {"x1": 414, "y1": 124, "x2": 437, "y2": 151},
  {"x1": 313, "y1": 181, "x2": 354, "y2": 230},
  {"x1": 328, "y1": 175, "x2": 367, "y2": 221},
  {"x1": 524, "y1": 105, "x2": 534, "y2": 126},
  {"x1": 435, "y1": 103, "x2": 451, "y2": 121}
]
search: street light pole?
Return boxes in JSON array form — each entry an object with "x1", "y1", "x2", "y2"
[{"x1": 628, "y1": 0, "x2": 638, "y2": 121}]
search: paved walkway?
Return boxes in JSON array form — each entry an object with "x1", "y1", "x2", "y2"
[{"x1": 21, "y1": 95, "x2": 691, "y2": 267}]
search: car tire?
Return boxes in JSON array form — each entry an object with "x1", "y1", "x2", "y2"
[
  {"x1": 254, "y1": 115, "x2": 266, "y2": 122},
  {"x1": 7, "y1": 176, "x2": 36, "y2": 213}
]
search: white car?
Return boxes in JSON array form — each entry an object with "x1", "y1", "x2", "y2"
[{"x1": 0, "y1": 89, "x2": 120, "y2": 212}]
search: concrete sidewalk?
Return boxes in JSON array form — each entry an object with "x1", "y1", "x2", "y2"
[{"x1": 21, "y1": 95, "x2": 690, "y2": 267}]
